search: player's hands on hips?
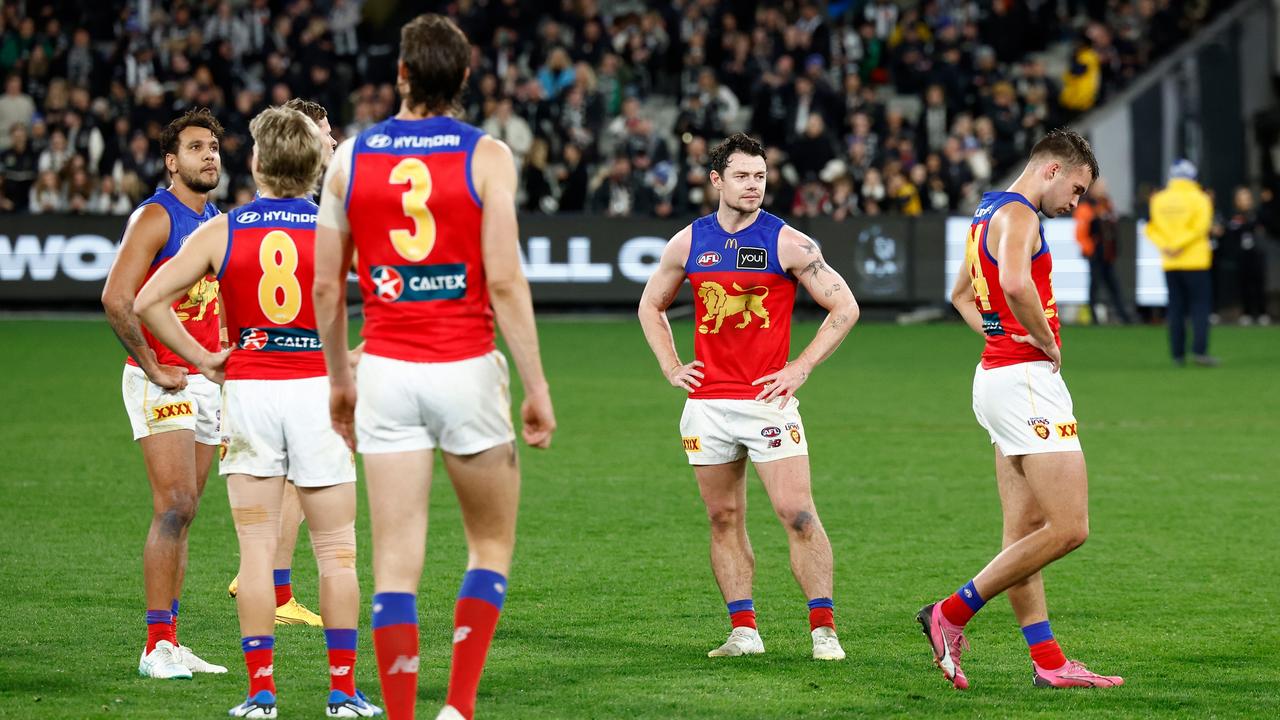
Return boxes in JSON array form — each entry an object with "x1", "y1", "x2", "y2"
[
  {"x1": 667, "y1": 360, "x2": 705, "y2": 392},
  {"x1": 752, "y1": 361, "x2": 811, "y2": 409},
  {"x1": 196, "y1": 347, "x2": 232, "y2": 385},
  {"x1": 329, "y1": 380, "x2": 358, "y2": 451},
  {"x1": 148, "y1": 363, "x2": 189, "y2": 392},
  {"x1": 521, "y1": 387, "x2": 556, "y2": 449},
  {"x1": 1012, "y1": 334, "x2": 1062, "y2": 373}
]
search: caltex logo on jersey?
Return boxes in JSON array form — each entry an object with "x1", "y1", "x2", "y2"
[
  {"x1": 366, "y1": 133, "x2": 393, "y2": 149},
  {"x1": 237, "y1": 211, "x2": 261, "y2": 223},
  {"x1": 696, "y1": 251, "x2": 721, "y2": 267},
  {"x1": 241, "y1": 328, "x2": 269, "y2": 350},
  {"x1": 372, "y1": 266, "x2": 405, "y2": 302}
]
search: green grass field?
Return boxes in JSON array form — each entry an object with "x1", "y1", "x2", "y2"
[{"x1": 1, "y1": 317, "x2": 1278, "y2": 719}]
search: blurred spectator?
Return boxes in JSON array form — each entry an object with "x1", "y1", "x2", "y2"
[
  {"x1": 29, "y1": 169, "x2": 65, "y2": 213},
  {"x1": 590, "y1": 155, "x2": 655, "y2": 217},
  {"x1": 88, "y1": 174, "x2": 133, "y2": 215},
  {"x1": 555, "y1": 143, "x2": 589, "y2": 213},
  {"x1": 0, "y1": 74, "x2": 34, "y2": 151},
  {"x1": 1074, "y1": 178, "x2": 1134, "y2": 324},
  {"x1": 1222, "y1": 187, "x2": 1270, "y2": 325},
  {"x1": 1147, "y1": 160, "x2": 1216, "y2": 366},
  {"x1": 1, "y1": 123, "x2": 36, "y2": 211},
  {"x1": 1060, "y1": 34, "x2": 1101, "y2": 113},
  {"x1": 483, "y1": 97, "x2": 533, "y2": 170}
]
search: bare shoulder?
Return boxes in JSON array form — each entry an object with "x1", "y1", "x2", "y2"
[
  {"x1": 991, "y1": 200, "x2": 1039, "y2": 233},
  {"x1": 475, "y1": 135, "x2": 514, "y2": 165},
  {"x1": 120, "y1": 202, "x2": 171, "y2": 250},
  {"x1": 779, "y1": 224, "x2": 822, "y2": 256}
]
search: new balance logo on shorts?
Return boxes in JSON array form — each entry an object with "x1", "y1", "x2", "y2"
[
  {"x1": 387, "y1": 655, "x2": 419, "y2": 674},
  {"x1": 153, "y1": 402, "x2": 193, "y2": 421}
]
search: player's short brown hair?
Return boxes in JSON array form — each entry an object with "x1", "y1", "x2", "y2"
[
  {"x1": 709, "y1": 133, "x2": 766, "y2": 176},
  {"x1": 1030, "y1": 128, "x2": 1099, "y2": 180},
  {"x1": 159, "y1": 107, "x2": 224, "y2": 157},
  {"x1": 400, "y1": 14, "x2": 470, "y2": 116},
  {"x1": 249, "y1": 106, "x2": 324, "y2": 198},
  {"x1": 283, "y1": 98, "x2": 327, "y2": 124}
]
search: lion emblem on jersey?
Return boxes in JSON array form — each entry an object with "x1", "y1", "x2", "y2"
[
  {"x1": 697, "y1": 281, "x2": 770, "y2": 335},
  {"x1": 176, "y1": 276, "x2": 220, "y2": 321}
]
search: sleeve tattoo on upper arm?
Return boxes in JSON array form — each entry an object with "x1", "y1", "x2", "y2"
[{"x1": 801, "y1": 259, "x2": 829, "y2": 282}]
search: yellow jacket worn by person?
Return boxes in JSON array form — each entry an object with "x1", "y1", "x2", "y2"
[{"x1": 1147, "y1": 178, "x2": 1213, "y2": 271}]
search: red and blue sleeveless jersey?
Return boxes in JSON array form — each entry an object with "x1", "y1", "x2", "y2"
[
  {"x1": 965, "y1": 191, "x2": 1060, "y2": 369},
  {"x1": 347, "y1": 116, "x2": 493, "y2": 363},
  {"x1": 124, "y1": 188, "x2": 221, "y2": 373},
  {"x1": 685, "y1": 210, "x2": 797, "y2": 399},
  {"x1": 217, "y1": 196, "x2": 326, "y2": 380}
]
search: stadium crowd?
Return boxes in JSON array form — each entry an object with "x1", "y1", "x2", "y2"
[{"x1": 0, "y1": 0, "x2": 1231, "y2": 219}]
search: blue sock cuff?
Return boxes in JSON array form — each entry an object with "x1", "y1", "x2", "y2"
[
  {"x1": 145, "y1": 609, "x2": 172, "y2": 625},
  {"x1": 273, "y1": 568, "x2": 292, "y2": 587},
  {"x1": 241, "y1": 635, "x2": 274, "y2": 652},
  {"x1": 170, "y1": 599, "x2": 179, "y2": 617},
  {"x1": 1021, "y1": 620, "x2": 1054, "y2": 646},
  {"x1": 371, "y1": 592, "x2": 417, "y2": 629},
  {"x1": 807, "y1": 597, "x2": 834, "y2": 610},
  {"x1": 458, "y1": 568, "x2": 507, "y2": 610},
  {"x1": 324, "y1": 628, "x2": 358, "y2": 650},
  {"x1": 726, "y1": 599, "x2": 754, "y2": 614},
  {"x1": 958, "y1": 580, "x2": 986, "y2": 613}
]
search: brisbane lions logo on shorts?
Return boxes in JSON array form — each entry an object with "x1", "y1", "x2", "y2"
[
  {"x1": 240, "y1": 328, "x2": 269, "y2": 350},
  {"x1": 371, "y1": 266, "x2": 405, "y2": 302}
]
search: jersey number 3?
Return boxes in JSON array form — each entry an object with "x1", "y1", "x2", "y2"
[
  {"x1": 389, "y1": 158, "x2": 436, "y2": 262},
  {"x1": 258, "y1": 230, "x2": 302, "y2": 324}
]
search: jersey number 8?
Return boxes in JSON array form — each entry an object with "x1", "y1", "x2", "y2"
[{"x1": 258, "y1": 230, "x2": 302, "y2": 324}]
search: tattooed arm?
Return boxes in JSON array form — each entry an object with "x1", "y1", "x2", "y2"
[
  {"x1": 752, "y1": 227, "x2": 859, "y2": 407},
  {"x1": 637, "y1": 225, "x2": 704, "y2": 392}
]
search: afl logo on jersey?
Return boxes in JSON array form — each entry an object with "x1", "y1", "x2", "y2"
[
  {"x1": 696, "y1": 251, "x2": 721, "y2": 267},
  {"x1": 237, "y1": 211, "x2": 261, "y2": 224},
  {"x1": 241, "y1": 328, "x2": 269, "y2": 350},
  {"x1": 366, "y1": 134, "x2": 393, "y2": 149},
  {"x1": 371, "y1": 265, "x2": 405, "y2": 302}
]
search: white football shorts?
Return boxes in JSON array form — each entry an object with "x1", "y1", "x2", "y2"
[
  {"x1": 220, "y1": 376, "x2": 355, "y2": 487},
  {"x1": 972, "y1": 360, "x2": 1082, "y2": 456},
  {"x1": 121, "y1": 364, "x2": 220, "y2": 445},
  {"x1": 356, "y1": 350, "x2": 515, "y2": 455},
  {"x1": 679, "y1": 397, "x2": 809, "y2": 466}
]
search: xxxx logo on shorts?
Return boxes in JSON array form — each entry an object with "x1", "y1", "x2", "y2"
[
  {"x1": 682, "y1": 436, "x2": 702, "y2": 452},
  {"x1": 1056, "y1": 422, "x2": 1078, "y2": 439},
  {"x1": 153, "y1": 402, "x2": 193, "y2": 422}
]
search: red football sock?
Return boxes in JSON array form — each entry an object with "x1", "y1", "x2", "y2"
[
  {"x1": 145, "y1": 620, "x2": 170, "y2": 654},
  {"x1": 445, "y1": 597, "x2": 503, "y2": 720},
  {"x1": 808, "y1": 607, "x2": 835, "y2": 631},
  {"x1": 243, "y1": 640, "x2": 275, "y2": 697},
  {"x1": 373, "y1": 624, "x2": 419, "y2": 719},
  {"x1": 329, "y1": 648, "x2": 357, "y2": 695},
  {"x1": 730, "y1": 609, "x2": 757, "y2": 629},
  {"x1": 940, "y1": 592, "x2": 978, "y2": 626},
  {"x1": 274, "y1": 583, "x2": 293, "y2": 607},
  {"x1": 1030, "y1": 639, "x2": 1068, "y2": 670}
]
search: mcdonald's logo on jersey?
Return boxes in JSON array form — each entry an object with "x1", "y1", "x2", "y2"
[{"x1": 724, "y1": 237, "x2": 738, "y2": 250}]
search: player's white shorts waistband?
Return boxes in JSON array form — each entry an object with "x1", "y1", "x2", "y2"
[
  {"x1": 679, "y1": 397, "x2": 809, "y2": 466},
  {"x1": 121, "y1": 364, "x2": 220, "y2": 445},
  {"x1": 220, "y1": 376, "x2": 355, "y2": 487},
  {"x1": 356, "y1": 350, "x2": 515, "y2": 456},
  {"x1": 972, "y1": 361, "x2": 1081, "y2": 456}
]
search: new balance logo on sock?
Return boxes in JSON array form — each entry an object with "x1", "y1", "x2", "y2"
[
  {"x1": 330, "y1": 665, "x2": 351, "y2": 677},
  {"x1": 253, "y1": 665, "x2": 274, "y2": 678},
  {"x1": 963, "y1": 588, "x2": 974, "y2": 598},
  {"x1": 387, "y1": 655, "x2": 419, "y2": 674},
  {"x1": 453, "y1": 626, "x2": 472, "y2": 644}
]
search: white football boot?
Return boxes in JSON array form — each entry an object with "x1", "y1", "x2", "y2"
[
  {"x1": 176, "y1": 644, "x2": 228, "y2": 673},
  {"x1": 434, "y1": 705, "x2": 466, "y2": 720},
  {"x1": 138, "y1": 640, "x2": 193, "y2": 679},
  {"x1": 811, "y1": 626, "x2": 846, "y2": 661},
  {"x1": 707, "y1": 626, "x2": 765, "y2": 657}
]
